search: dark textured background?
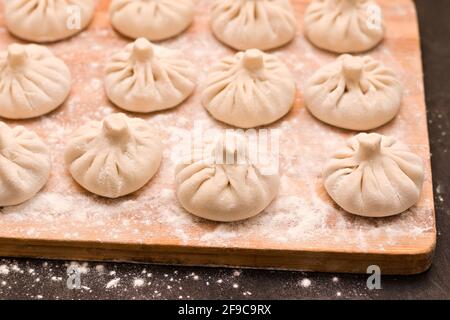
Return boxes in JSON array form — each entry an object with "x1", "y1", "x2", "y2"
[{"x1": 0, "y1": 0, "x2": 449, "y2": 300}]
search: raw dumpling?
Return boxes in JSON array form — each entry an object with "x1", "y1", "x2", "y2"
[
  {"x1": 202, "y1": 49, "x2": 296, "y2": 128},
  {"x1": 323, "y1": 133, "x2": 424, "y2": 217},
  {"x1": 0, "y1": 122, "x2": 51, "y2": 207},
  {"x1": 65, "y1": 113, "x2": 163, "y2": 198},
  {"x1": 304, "y1": 54, "x2": 403, "y2": 131},
  {"x1": 304, "y1": 0, "x2": 385, "y2": 53},
  {"x1": 109, "y1": 0, "x2": 194, "y2": 41},
  {"x1": 105, "y1": 38, "x2": 196, "y2": 113},
  {"x1": 210, "y1": 0, "x2": 297, "y2": 51},
  {"x1": 5, "y1": 0, "x2": 95, "y2": 42},
  {"x1": 175, "y1": 133, "x2": 280, "y2": 222},
  {"x1": 0, "y1": 43, "x2": 72, "y2": 120}
]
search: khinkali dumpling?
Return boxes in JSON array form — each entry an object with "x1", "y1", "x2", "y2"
[
  {"x1": 109, "y1": 0, "x2": 194, "y2": 41},
  {"x1": 304, "y1": 0, "x2": 385, "y2": 53},
  {"x1": 0, "y1": 122, "x2": 51, "y2": 207},
  {"x1": 65, "y1": 113, "x2": 163, "y2": 198},
  {"x1": 323, "y1": 133, "x2": 424, "y2": 218},
  {"x1": 5, "y1": 0, "x2": 95, "y2": 42},
  {"x1": 175, "y1": 133, "x2": 280, "y2": 222},
  {"x1": 202, "y1": 49, "x2": 296, "y2": 128},
  {"x1": 105, "y1": 38, "x2": 196, "y2": 113},
  {"x1": 210, "y1": 0, "x2": 297, "y2": 51},
  {"x1": 0, "y1": 43, "x2": 72, "y2": 120},
  {"x1": 304, "y1": 54, "x2": 403, "y2": 131}
]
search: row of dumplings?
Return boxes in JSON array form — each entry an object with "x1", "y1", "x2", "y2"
[
  {"x1": 0, "y1": 115, "x2": 425, "y2": 222},
  {"x1": 4, "y1": 0, "x2": 384, "y2": 53},
  {"x1": 0, "y1": 38, "x2": 402, "y2": 132}
]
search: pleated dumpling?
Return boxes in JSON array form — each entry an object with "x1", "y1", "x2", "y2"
[
  {"x1": 202, "y1": 49, "x2": 296, "y2": 128},
  {"x1": 0, "y1": 122, "x2": 51, "y2": 206},
  {"x1": 109, "y1": 0, "x2": 194, "y2": 41},
  {"x1": 5, "y1": 0, "x2": 95, "y2": 42},
  {"x1": 105, "y1": 38, "x2": 196, "y2": 113},
  {"x1": 304, "y1": 0, "x2": 385, "y2": 53},
  {"x1": 65, "y1": 113, "x2": 163, "y2": 198},
  {"x1": 304, "y1": 54, "x2": 403, "y2": 131},
  {"x1": 175, "y1": 133, "x2": 280, "y2": 222},
  {"x1": 0, "y1": 43, "x2": 72, "y2": 120},
  {"x1": 323, "y1": 133, "x2": 424, "y2": 218},
  {"x1": 210, "y1": 0, "x2": 297, "y2": 51}
]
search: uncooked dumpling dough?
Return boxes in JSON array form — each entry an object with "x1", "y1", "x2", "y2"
[
  {"x1": 304, "y1": 54, "x2": 403, "y2": 131},
  {"x1": 65, "y1": 113, "x2": 163, "y2": 198},
  {"x1": 323, "y1": 133, "x2": 424, "y2": 218},
  {"x1": 5, "y1": 0, "x2": 95, "y2": 42},
  {"x1": 202, "y1": 49, "x2": 296, "y2": 128},
  {"x1": 110, "y1": 0, "x2": 194, "y2": 41},
  {"x1": 211, "y1": 0, "x2": 297, "y2": 51},
  {"x1": 175, "y1": 133, "x2": 280, "y2": 222},
  {"x1": 305, "y1": 0, "x2": 385, "y2": 53},
  {"x1": 0, "y1": 122, "x2": 51, "y2": 207},
  {"x1": 105, "y1": 38, "x2": 196, "y2": 113},
  {"x1": 0, "y1": 43, "x2": 72, "y2": 120}
]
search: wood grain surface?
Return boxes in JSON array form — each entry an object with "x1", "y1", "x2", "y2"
[{"x1": 0, "y1": 0, "x2": 436, "y2": 274}]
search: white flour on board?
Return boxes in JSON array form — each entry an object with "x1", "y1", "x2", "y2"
[{"x1": 0, "y1": 0, "x2": 434, "y2": 254}]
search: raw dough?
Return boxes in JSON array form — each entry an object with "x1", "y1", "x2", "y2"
[
  {"x1": 175, "y1": 133, "x2": 280, "y2": 222},
  {"x1": 105, "y1": 38, "x2": 196, "y2": 113},
  {"x1": 5, "y1": 0, "x2": 95, "y2": 42},
  {"x1": 0, "y1": 43, "x2": 72, "y2": 120},
  {"x1": 210, "y1": 0, "x2": 297, "y2": 51},
  {"x1": 0, "y1": 122, "x2": 51, "y2": 207},
  {"x1": 109, "y1": 0, "x2": 194, "y2": 41},
  {"x1": 323, "y1": 133, "x2": 424, "y2": 217},
  {"x1": 202, "y1": 49, "x2": 296, "y2": 128},
  {"x1": 304, "y1": 54, "x2": 403, "y2": 131},
  {"x1": 304, "y1": 0, "x2": 385, "y2": 53},
  {"x1": 65, "y1": 113, "x2": 163, "y2": 198}
]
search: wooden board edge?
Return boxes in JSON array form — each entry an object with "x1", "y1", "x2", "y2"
[{"x1": 0, "y1": 234, "x2": 436, "y2": 275}]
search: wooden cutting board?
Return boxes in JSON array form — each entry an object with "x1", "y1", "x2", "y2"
[{"x1": 0, "y1": 0, "x2": 435, "y2": 275}]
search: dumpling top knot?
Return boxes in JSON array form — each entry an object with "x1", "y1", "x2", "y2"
[
  {"x1": 7, "y1": 44, "x2": 27, "y2": 69},
  {"x1": 102, "y1": 113, "x2": 131, "y2": 142},
  {"x1": 342, "y1": 55, "x2": 364, "y2": 86},
  {"x1": 105, "y1": 38, "x2": 196, "y2": 113},
  {"x1": 242, "y1": 49, "x2": 265, "y2": 71},
  {"x1": 356, "y1": 133, "x2": 382, "y2": 161},
  {"x1": 132, "y1": 38, "x2": 154, "y2": 62}
]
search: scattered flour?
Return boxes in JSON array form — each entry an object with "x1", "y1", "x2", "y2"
[
  {"x1": 133, "y1": 278, "x2": 145, "y2": 287},
  {"x1": 106, "y1": 278, "x2": 120, "y2": 289},
  {"x1": 300, "y1": 278, "x2": 312, "y2": 288},
  {"x1": 0, "y1": 265, "x2": 9, "y2": 275}
]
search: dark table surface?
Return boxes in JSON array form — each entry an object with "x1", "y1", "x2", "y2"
[{"x1": 1, "y1": 0, "x2": 449, "y2": 300}]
